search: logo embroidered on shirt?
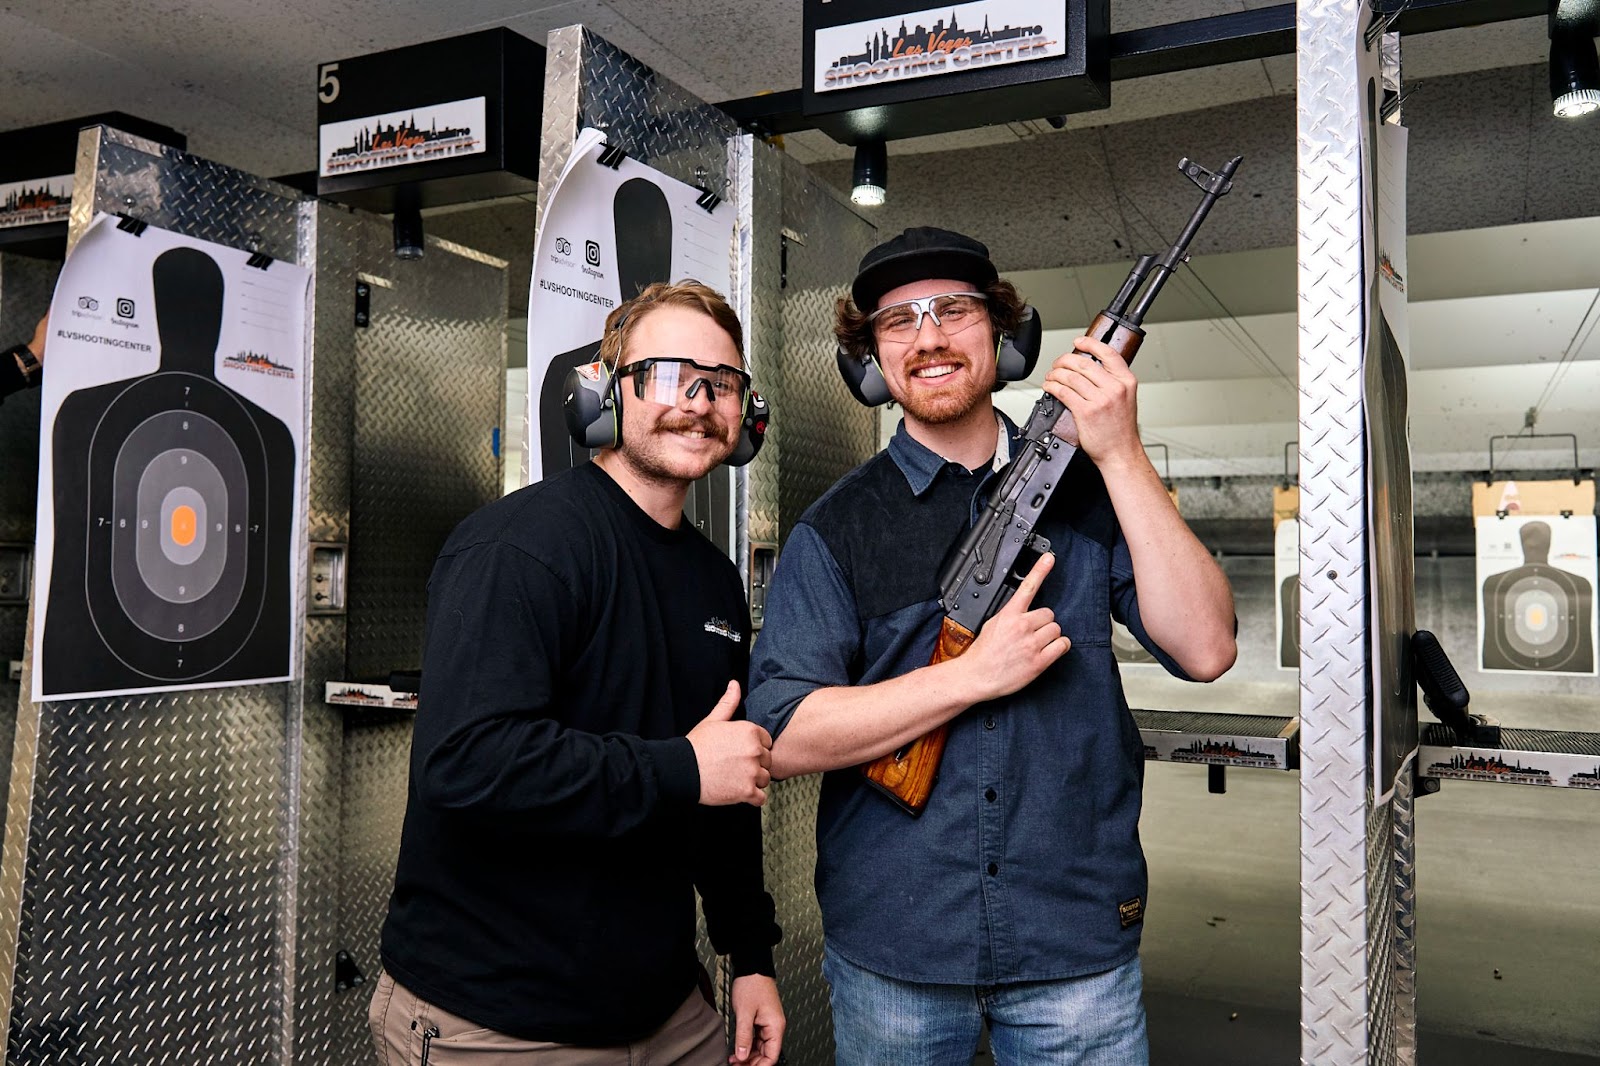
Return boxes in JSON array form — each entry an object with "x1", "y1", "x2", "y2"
[
  {"x1": 1118, "y1": 897, "x2": 1144, "y2": 929},
  {"x1": 704, "y1": 617, "x2": 742, "y2": 643}
]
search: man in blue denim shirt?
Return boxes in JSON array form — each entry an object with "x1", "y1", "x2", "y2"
[{"x1": 746, "y1": 228, "x2": 1237, "y2": 1065}]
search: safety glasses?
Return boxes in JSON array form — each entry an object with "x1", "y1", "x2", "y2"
[
  {"x1": 616, "y1": 357, "x2": 751, "y2": 408},
  {"x1": 868, "y1": 291, "x2": 988, "y2": 340}
]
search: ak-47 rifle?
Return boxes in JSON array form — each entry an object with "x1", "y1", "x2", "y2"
[{"x1": 861, "y1": 154, "x2": 1244, "y2": 815}]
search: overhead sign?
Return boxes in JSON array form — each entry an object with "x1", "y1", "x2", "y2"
[
  {"x1": 0, "y1": 175, "x2": 73, "y2": 230},
  {"x1": 315, "y1": 29, "x2": 544, "y2": 212},
  {"x1": 801, "y1": 0, "x2": 1105, "y2": 142},
  {"x1": 813, "y1": 0, "x2": 1065, "y2": 94},
  {"x1": 318, "y1": 97, "x2": 486, "y2": 177}
]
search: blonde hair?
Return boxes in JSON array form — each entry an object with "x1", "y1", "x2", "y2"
[{"x1": 598, "y1": 280, "x2": 745, "y2": 370}]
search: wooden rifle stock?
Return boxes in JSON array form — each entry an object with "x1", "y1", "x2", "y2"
[{"x1": 860, "y1": 617, "x2": 975, "y2": 814}]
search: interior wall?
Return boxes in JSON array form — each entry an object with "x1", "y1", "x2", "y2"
[{"x1": 806, "y1": 61, "x2": 1600, "y2": 275}]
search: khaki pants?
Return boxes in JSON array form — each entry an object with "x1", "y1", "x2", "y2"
[{"x1": 368, "y1": 971, "x2": 726, "y2": 1065}]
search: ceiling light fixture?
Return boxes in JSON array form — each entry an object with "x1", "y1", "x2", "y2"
[
  {"x1": 1550, "y1": 22, "x2": 1600, "y2": 117},
  {"x1": 393, "y1": 204, "x2": 425, "y2": 260},
  {"x1": 851, "y1": 140, "x2": 888, "y2": 207}
]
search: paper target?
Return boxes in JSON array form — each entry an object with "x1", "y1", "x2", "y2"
[
  {"x1": 33, "y1": 216, "x2": 307, "y2": 700},
  {"x1": 1478, "y1": 517, "x2": 1595, "y2": 675}
]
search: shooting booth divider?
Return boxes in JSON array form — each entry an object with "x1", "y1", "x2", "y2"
[
  {"x1": 0, "y1": 124, "x2": 507, "y2": 1065},
  {"x1": 533, "y1": 27, "x2": 880, "y2": 1064},
  {"x1": 1296, "y1": 2, "x2": 1419, "y2": 1064}
]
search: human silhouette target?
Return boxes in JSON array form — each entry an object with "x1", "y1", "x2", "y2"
[
  {"x1": 1481, "y1": 520, "x2": 1594, "y2": 674},
  {"x1": 35, "y1": 221, "x2": 305, "y2": 700}
]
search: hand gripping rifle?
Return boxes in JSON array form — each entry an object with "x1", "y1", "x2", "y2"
[{"x1": 861, "y1": 154, "x2": 1244, "y2": 815}]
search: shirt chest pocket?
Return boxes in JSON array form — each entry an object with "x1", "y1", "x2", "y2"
[{"x1": 1044, "y1": 527, "x2": 1113, "y2": 647}]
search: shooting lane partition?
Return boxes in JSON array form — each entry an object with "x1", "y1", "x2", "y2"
[
  {"x1": 534, "y1": 28, "x2": 879, "y2": 1063},
  {"x1": 1297, "y1": 2, "x2": 1421, "y2": 1063},
  {"x1": 0, "y1": 125, "x2": 507, "y2": 1065}
]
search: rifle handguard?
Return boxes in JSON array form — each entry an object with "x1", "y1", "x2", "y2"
[{"x1": 860, "y1": 617, "x2": 975, "y2": 815}]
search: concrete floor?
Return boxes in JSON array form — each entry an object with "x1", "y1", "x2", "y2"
[{"x1": 1124, "y1": 675, "x2": 1600, "y2": 1060}]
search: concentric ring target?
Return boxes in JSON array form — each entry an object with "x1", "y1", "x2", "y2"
[
  {"x1": 111, "y1": 409, "x2": 248, "y2": 642},
  {"x1": 1503, "y1": 576, "x2": 1567, "y2": 659},
  {"x1": 82, "y1": 371, "x2": 271, "y2": 680}
]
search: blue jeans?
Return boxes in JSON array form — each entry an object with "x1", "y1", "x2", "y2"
[{"x1": 822, "y1": 944, "x2": 1148, "y2": 1066}]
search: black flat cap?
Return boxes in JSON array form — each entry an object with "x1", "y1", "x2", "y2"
[{"x1": 851, "y1": 226, "x2": 998, "y2": 312}]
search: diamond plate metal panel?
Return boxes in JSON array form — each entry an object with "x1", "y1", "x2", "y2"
[
  {"x1": 0, "y1": 125, "x2": 309, "y2": 1065},
  {"x1": 290, "y1": 202, "x2": 360, "y2": 1066},
  {"x1": 1391, "y1": 768, "x2": 1417, "y2": 1063},
  {"x1": 775, "y1": 162, "x2": 879, "y2": 552},
  {"x1": 1296, "y1": 4, "x2": 1377, "y2": 1065},
  {"x1": 346, "y1": 257, "x2": 505, "y2": 681},
  {"x1": 294, "y1": 207, "x2": 507, "y2": 1066}
]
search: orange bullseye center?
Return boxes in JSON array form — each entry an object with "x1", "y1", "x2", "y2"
[{"x1": 171, "y1": 505, "x2": 198, "y2": 547}]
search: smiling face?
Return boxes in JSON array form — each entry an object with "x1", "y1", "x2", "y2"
[
  {"x1": 872, "y1": 277, "x2": 998, "y2": 428},
  {"x1": 611, "y1": 304, "x2": 743, "y2": 486}
]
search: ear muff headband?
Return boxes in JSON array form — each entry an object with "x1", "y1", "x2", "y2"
[{"x1": 835, "y1": 304, "x2": 1042, "y2": 407}]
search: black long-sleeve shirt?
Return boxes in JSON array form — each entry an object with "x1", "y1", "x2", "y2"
[{"x1": 380, "y1": 461, "x2": 779, "y2": 1045}]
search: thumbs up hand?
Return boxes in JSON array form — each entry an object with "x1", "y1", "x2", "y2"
[{"x1": 686, "y1": 681, "x2": 774, "y2": 807}]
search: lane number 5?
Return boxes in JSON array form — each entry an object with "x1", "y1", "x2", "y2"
[{"x1": 318, "y1": 63, "x2": 341, "y2": 104}]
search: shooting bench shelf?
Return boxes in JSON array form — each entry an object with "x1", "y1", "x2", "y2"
[
  {"x1": 1419, "y1": 723, "x2": 1600, "y2": 790},
  {"x1": 1132, "y1": 710, "x2": 1299, "y2": 771}
]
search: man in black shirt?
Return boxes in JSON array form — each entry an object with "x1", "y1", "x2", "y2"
[{"x1": 373, "y1": 282, "x2": 785, "y2": 1065}]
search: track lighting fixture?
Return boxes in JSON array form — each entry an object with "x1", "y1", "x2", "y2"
[{"x1": 851, "y1": 140, "x2": 888, "y2": 207}]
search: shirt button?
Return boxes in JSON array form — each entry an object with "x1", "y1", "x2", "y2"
[
  {"x1": 987, "y1": 862, "x2": 999, "y2": 876},
  {"x1": 985, "y1": 788, "x2": 997, "y2": 802},
  {"x1": 984, "y1": 716, "x2": 996, "y2": 730}
]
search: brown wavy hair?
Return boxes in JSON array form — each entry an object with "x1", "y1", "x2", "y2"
[{"x1": 598, "y1": 280, "x2": 745, "y2": 370}]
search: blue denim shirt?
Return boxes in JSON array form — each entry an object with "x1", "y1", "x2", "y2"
[{"x1": 747, "y1": 416, "x2": 1188, "y2": 985}]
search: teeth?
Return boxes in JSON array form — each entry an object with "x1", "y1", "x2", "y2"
[{"x1": 913, "y1": 365, "x2": 957, "y2": 379}]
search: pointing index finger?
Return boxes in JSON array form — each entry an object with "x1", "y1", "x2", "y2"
[{"x1": 1006, "y1": 551, "x2": 1056, "y2": 613}]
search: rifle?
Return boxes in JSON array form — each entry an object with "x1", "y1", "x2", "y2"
[{"x1": 861, "y1": 154, "x2": 1244, "y2": 815}]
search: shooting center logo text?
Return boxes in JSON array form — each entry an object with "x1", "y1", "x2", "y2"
[
  {"x1": 320, "y1": 97, "x2": 487, "y2": 176},
  {"x1": 816, "y1": 1, "x2": 1064, "y2": 93}
]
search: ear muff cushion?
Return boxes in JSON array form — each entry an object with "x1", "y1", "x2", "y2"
[
  {"x1": 836, "y1": 346, "x2": 891, "y2": 407},
  {"x1": 563, "y1": 362, "x2": 620, "y2": 448},
  {"x1": 996, "y1": 306, "x2": 1042, "y2": 383},
  {"x1": 727, "y1": 390, "x2": 770, "y2": 467}
]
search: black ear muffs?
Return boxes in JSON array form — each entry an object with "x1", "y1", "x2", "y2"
[
  {"x1": 836, "y1": 346, "x2": 892, "y2": 407},
  {"x1": 996, "y1": 306, "x2": 1042, "y2": 384},
  {"x1": 727, "y1": 389, "x2": 770, "y2": 467},
  {"x1": 563, "y1": 361, "x2": 622, "y2": 448}
]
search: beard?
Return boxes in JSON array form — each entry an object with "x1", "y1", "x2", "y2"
[
  {"x1": 618, "y1": 409, "x2": 737, "y2": 485},
  {"x1": 894, "y1": 352, "x2": 994, "y2": 426}
]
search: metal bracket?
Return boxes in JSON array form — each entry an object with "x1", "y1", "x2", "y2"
[
  {"x1": 1366, "y1": 0, "x2": 1413, "y2": 49},
  {"x1": 335, "y1": 949, "x2": 367, "y2": 992},
  {"x1": 1487, "y1": 432, "x2": 1582, "y2": 485}
]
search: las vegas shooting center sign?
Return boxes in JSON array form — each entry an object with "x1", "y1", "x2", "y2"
[
  {"x1": 802, "y1": 1, "x2": 1104, "y2": 140},
  {"x1": 811, "y1": 0, "x2": 1066, "y2": 94}
]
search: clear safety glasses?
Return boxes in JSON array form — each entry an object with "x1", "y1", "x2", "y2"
[
  {"x1": 616, "y1": 357, "x2": 751, "y2": 408},
  {"x1": 868, "y1": 291, "x2": 988, "y2": 341}
]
